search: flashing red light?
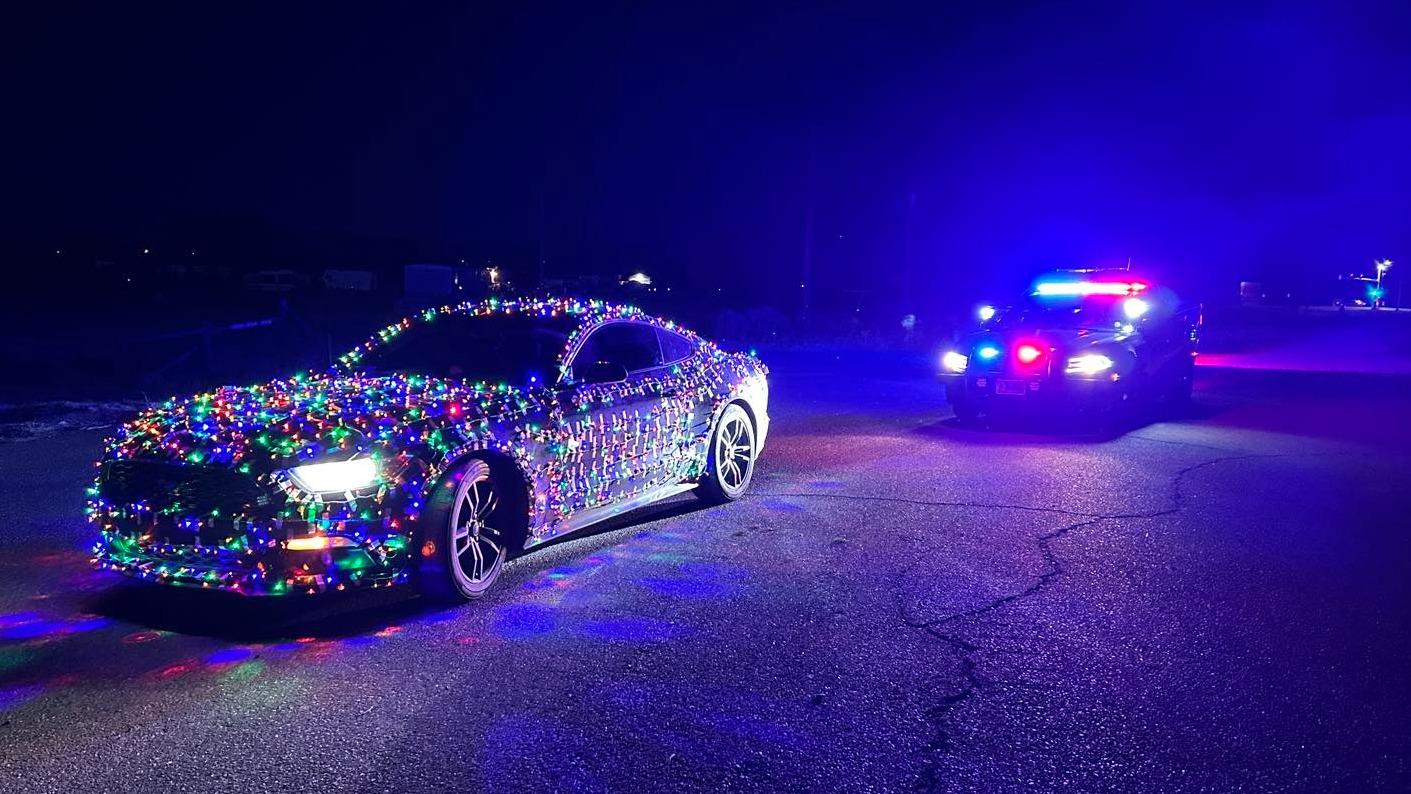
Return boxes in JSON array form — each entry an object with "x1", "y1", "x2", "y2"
[
  {"x1": 1033, "y1": 281, "x2": 1147, "y2": 297},
  {"x1": 1016, "y1": 344, "x2": 1043, "y2": 364}
]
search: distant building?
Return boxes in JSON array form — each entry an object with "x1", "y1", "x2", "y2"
[{"x1": 323, "y1": 269, "x2": 376, "y2": 291}]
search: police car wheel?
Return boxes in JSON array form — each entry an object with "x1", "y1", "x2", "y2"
[{"x1": 951, "y1": 397, "x2": 982, "y2": 424}]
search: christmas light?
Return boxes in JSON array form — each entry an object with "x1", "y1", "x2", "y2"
[{"x1": 88, "y1": 297, "x2": 768, "y2": 596}]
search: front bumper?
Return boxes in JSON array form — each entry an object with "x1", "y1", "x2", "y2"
[
  {"x1": 90, "y1": 521, "x2": 413, "y2": 596},
  {"x1": 941, "y1": 372, "x2": 1126, "y2": 413}
]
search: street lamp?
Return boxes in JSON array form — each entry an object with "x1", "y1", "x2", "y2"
[{"x1": 1375, "y1": 259, "x2": 1392, "y2": 309}]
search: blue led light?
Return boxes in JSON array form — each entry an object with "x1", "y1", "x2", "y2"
[{"x1": 978, "y1": 345, "x2": 1001, "y2": 360}]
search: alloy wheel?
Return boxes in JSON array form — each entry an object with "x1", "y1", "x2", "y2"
[
  {"x1": 448, "y1": 460, "x2": 505, "y2": 594},
  {"x1": 714, "y1": 409, "x2": 756, "y2": 496}
]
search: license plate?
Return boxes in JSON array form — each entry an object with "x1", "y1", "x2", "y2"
[{"x1": 996, "y1": 380, "x2": 1027, "y2": 396}]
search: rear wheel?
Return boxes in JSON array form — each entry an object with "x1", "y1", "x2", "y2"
[
  {"x1": 416, "y1": 457, "x2": 525, "y2": 601},
  {"x1": 696, "y1": 403, "x2": 757, "y2": 504}
]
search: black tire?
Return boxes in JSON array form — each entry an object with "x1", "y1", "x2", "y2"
[
  {"x1": 696, "y1": 403, "x2": 758, "y2": 504},
  {"x1": 948, "y1": 394, "x2": 982, "y2": 425},
  {"x1": 415, "y1": 456, "x2": 526, "y2": 602},
  {"x1": 945, "y1": 383, "x2": 982, "y2": 424},
  {"x1": 1168, "y1": 356, "x2": 1196, "y2": 404}
]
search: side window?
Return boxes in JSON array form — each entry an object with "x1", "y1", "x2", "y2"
[
  {"x1": 657, "y1": 328, "x2": 696, "y2": 364},
  {"x1": 572, "y1": 322, "x2": 662, "y2": 376}
]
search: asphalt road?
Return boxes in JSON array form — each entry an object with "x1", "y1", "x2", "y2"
[{"x1": 2, "y1": 349, "x2": 1409, "y2": 792}]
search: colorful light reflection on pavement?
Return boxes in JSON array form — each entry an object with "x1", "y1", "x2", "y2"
[{"x1": 3, "y1": 345, "x2": 1410, "y2": 791}]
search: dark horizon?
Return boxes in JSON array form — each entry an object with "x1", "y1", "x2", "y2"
[{"x1": 5, "y1": 1, "x2": 1409, "y2": 305}]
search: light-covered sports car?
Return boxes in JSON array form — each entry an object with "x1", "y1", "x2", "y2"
[{"x1": 89, "y1": 297, "x2": 769, "y2": 600}]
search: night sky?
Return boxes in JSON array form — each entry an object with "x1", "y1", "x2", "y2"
[{"x1": 5, "y1": 1, "x2": 1408, "y2": 306}]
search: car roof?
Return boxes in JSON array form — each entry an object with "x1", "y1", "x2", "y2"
[{"x1": 338, "y1": 296, "x2": 701, "y2": 372}]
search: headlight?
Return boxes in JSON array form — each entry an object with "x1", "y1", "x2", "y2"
[
  {"x1": 1122, "y1": 297, "x2": 1149, "y2": 320},
  {"x1": 941, "y1": 351, "x2": 968, "y2": 373},
  {"x1": 1065, "y1": 354, "x2": 1115, "y2": 376},
  {"x1": 288, "y1": 458, "x2": 378, "y2": 493}
]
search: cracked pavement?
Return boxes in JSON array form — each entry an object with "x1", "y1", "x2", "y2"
[{"x1": 2, "y1": 349, "x2": 1409, "y2": 792}]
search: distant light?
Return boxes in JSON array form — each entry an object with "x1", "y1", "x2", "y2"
[
  {"x1": 977, "y1": 345, "x2": 1001, "y2": 360},
  {"x1": 1376, "y1": 258, "x2": 1393, "y2": 272},
  {"x1": 55, "y1": 250, "x2": 61, "y2": 255},
  {"x1": 1016, "y1": 344, "x2": 1043, "y2": 364},
  {"x1": 142, "y1": 248, "x2": 150, "y2": 254},
  {"x1": 1066, "y1": 354, "x2": 1115, "y2": 376},
  {"x1": 1122, "y1": 297, "x2": 1149, "y2": 320},
  {"x1": 942, "y1": 351, "x2": 968, "y2": 373},
  {"x1": 978, "y1": 305, "x2": 996, "y2": 322},
  {"x1": 627, "y1": 272, "x2": 652, "y2": 286},
  {"x1": 1034, "y1": 281, "x2": 1146, "y2": 297}
]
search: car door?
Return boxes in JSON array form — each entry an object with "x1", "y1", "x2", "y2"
[{"x1": 557, "y1": 321, "x2": 677, "y2": 513}]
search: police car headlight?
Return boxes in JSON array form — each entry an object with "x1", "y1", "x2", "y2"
[
  {"x1": 942, "y1": 351, "x2": 968, "y2": 373},
  {"x1": 1065, "y1": 354, "x2": 1115, "y2": 376},
  {"x1": 288, "y1": 459, "x2": 378, "y2": 493}
]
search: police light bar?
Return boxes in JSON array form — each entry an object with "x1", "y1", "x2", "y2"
[{"x1": 1032, "y1": 281, "x2": 1147, "y2": 297}]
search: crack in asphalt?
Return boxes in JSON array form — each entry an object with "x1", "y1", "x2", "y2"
[
  {"x1": 760, "y1": 456, "x2": 1278, "y2": 789},
  {"x1": 873, "y1": 453, "x2": 1271, "y2": 792},
  {"x1": 752, "y1": 490, "x2": 1103, "y2": 519},
  {"x1": 1126, "y1": 432, "x2": 1244, "y2": 454}
]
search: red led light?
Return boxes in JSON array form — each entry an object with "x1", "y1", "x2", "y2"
[
  {"x1": 1016, "y1": 344, "x2": 1043, "y2": 364},
  {"x1": 1033, "y1": 281, "x2": 1147, "y2": 297}
]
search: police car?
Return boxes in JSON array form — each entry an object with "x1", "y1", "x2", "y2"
[{"x1": 939, "y1": 272, "x2": 1199, "y2": 422}]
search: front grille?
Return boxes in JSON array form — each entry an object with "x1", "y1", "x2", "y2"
[{"x1": 100, "y1": 459, "x2": 270, "y2": 515}]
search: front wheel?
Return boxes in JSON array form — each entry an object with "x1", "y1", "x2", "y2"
[
  {"x1": 946, "y1": 385, "x2": 981, "y2": 424},
  {"x1": 417, "y1": 457, "x2": 524, "y2": 601},
  {"x1": 696, "y1": 403, "x2": 757, "y2": 504}
]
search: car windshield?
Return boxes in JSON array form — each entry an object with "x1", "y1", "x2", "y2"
[
  {"x1": 349, "y1": 313, "x2": 577, "y2": 383},
  {"x1": 991, "y1": 298, "x2": 1128, "y2": 330}
]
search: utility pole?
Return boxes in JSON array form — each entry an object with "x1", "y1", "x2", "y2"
[
  {"x1": 801, "y1": 128, "x2": 817, "y2": 322},
  {"x1": 903, "y1": 187, "x2": 915, "y2": 315},
  {"x1": 538, "y1": 189, "x2": 546, "y2": 288}
]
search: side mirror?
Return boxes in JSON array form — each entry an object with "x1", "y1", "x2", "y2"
[{"x1": 577, "y1": 361, "x2": 628, "y2": 384}]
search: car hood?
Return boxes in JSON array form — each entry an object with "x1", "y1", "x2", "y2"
[
  {"x1": 105, "y1": 374, "x2": 538, "y2": 470},
  {"x1": 962, "y1": 326, "x2": 1132, "y2": 353}
]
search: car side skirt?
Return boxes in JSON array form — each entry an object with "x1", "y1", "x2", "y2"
[{"x1": 527, "y1": 482, "x2": 699, "y2": 550}]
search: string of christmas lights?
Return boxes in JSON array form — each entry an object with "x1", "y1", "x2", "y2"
[{"x1": 89, "y1": 297, "x2": 768, "y2": 596}]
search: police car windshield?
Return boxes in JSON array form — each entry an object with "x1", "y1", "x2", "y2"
[{"x1": 992, "y1": 298, "x2": 1125, "y2": 330}]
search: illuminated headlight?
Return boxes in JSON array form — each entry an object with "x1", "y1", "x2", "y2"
[
  {"x1": 1122, "y1": 297, "x2": 1149, "y2": 320},
  {"x1": 1065, "y1": 354, "x2": 1115, "y2": 376},
  {"x1": 941, "y1": 351, "x2": 968, "y2": 373},
  {"x1": 288, "y1": 458, "x2": 378, "y2": 493}
]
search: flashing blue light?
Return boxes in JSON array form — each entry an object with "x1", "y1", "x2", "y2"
[{"x1": 978, "y1": 345, "x2": 1001, "y2": 360}]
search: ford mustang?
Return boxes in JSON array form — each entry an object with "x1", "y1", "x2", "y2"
[{"x1": 88, "y1": 297, "x2": 769, "y2": 600}]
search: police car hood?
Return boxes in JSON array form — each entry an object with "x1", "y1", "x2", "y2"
[{"x1": 969, "y1": 326, "x2": 1130, "y2": 354}]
